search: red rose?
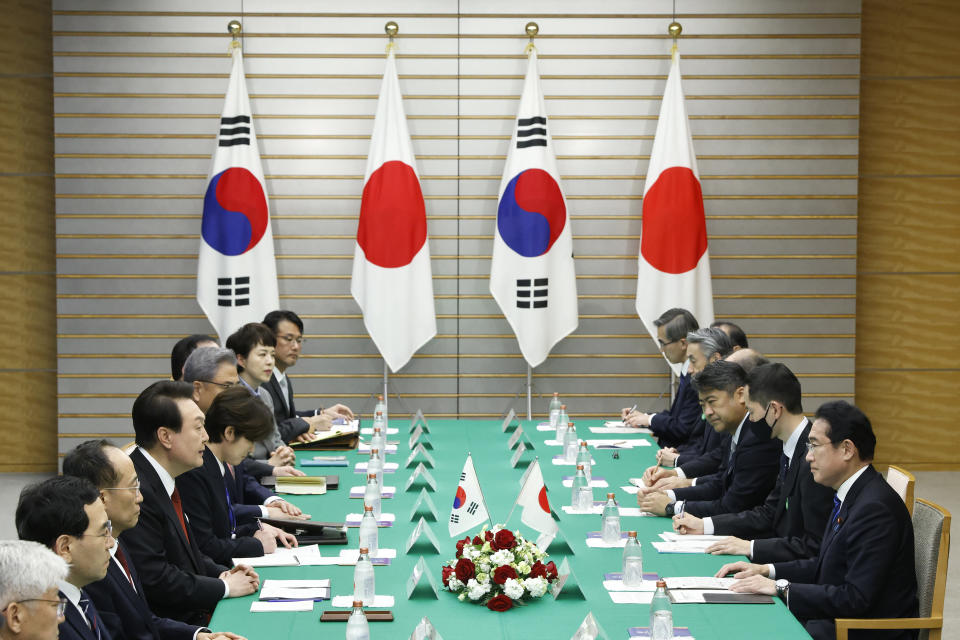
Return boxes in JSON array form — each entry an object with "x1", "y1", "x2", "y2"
[
  {"x1": 492, "y1": 564, "x2": 518, "y2": 585},
  {"x1": 545, "y1": 561, "x2": 558, "y2": 581},
  {"x1": 455, "y1": 535, "x2": 471, "y2": 558},
  {"x1": 441, "y1": 565, "x2": 454, "y2": 586},
  {"x1": 473, "y1": 535, "x2": 483, "y2": 545},
  {"x1": 454, "y1": 557, "x2": 476, "y2": 583},
  {"x1": 529, "y1": 561, "x2": 547, "y2": 579},
  {"x1": 486, "y1": 594, "x2": 513, "y2": 612},
  {"x1": 494, "y1": 529, "x2": 517, "y2": 550},
  {"x1": 484, "y1": 530, "x2": 494, "y2": 542}
]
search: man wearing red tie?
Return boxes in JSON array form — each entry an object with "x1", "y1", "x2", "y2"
[
  {"x1": 118, "y1": 381, "x2": 260, "y2": 625},
  {"x1": 63, "y1": 439, "x2": 246, "y2": 640}
]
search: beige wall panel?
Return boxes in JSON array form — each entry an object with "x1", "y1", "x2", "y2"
[
  {"x1": 0, "y1": 176, "x2": 55, "y2": 273},
  {"x1": 859, "y1": 79, "x2": 960, "y2": 176},
  {"x1": 859, "y1": 370, "x2": 958, "y2": 470},
  {"x1": 0, "y1": 77, "x2": 54, "y2": 174},
  {"x1": 0, "y1": 1, "x2": 52, "y2": 76},
  {"x1": 857, "y1": 176, "x2": 960, "y2": 273},
  {"x1": 860, "y1": 0, "x2": 960, "y2": 77},
  {"x1": 856, "y1": 273, "x2": 960, "y2": 371},
  {"x1": 0, "y1": 274, "x2": 57, "y2": 371},
  {"x1": 0, "y1": 371, "x2": 57, "y2": 472}
]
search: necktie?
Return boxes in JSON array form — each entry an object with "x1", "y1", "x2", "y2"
[
  {"x1": 828, "y1": 495, "x2": 842, "y2": 527},
  {"x1": 779, "y1": 453, "x2": 790, "y2": 483},
  {"x1": 724, "y1": 438, "x2": 737, "y2": 477},
  {"x1": 170, "y1": 487, "x2": 191, "y2": 543},
  {"x1": 222, "y1": 474, "x2": 237, "y2": 534},
  {"x1": 79, "y1": 593, "x2": 102, "y2": 640},
  {"x1": 114, "y1": 546, "x2": 136, "y2": 588}
]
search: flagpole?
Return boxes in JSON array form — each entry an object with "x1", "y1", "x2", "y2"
[
  {"x1": 504, "y1": 455, "x2": 537, "y2": 526},
  {"x1": 525, "y1": 365, "x2": 533, "y2": 420},
  {"x1": 469, "y1": 452, "x2": 495, "y2": 529},
  {"x1": 383, "y1": 359, "x2": 388, "y2": 415}
]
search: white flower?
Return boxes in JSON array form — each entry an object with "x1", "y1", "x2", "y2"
[
  {"x1": 503, "y1": 578, "x2": 525, "y2": 600},
  {"x1": 516, "y1": 561, "x2": 531, "y2": 575},
  {"x1": 458, "y1": 592, "x2": 467, "y2": 601},
  {"x1": 447, "y1": 576, "x2": 464, "y2": 591},
  {"x1": 523, "y1": 577, "x2": 548, "y2": 598},
  {"x1": 479, "y1": 562, "x2": 491, "y2": 574},
  {"x1": 491, "y1": 549, "x2": 514, "y2": 565},
  {"x1": 476, "y1": 572, "x2": 489, "y2": 584},
  {"x1": 466, "y1": 578, "x2": 489, "y2": 601}
]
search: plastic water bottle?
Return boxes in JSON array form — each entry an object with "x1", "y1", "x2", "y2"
[
  {"x1": 571, "y1": 464, "x2": 592, "y2": 511},
  {"x1": 601, "y1": 493, "x2": 621, "y2": 544},
  {"x1": 353, "y1": 547, "x2": 375, "y2": 606},
  {"x1": 363, "y1": 473, "x2": 381, "y2": 519},
  {"x1": 548, "y1": 392, "x2": 562, "y2": 428},
  {"x1": 558, "y1": 404, "x2": 570, "y2": 434},
  {"x1": 622, "y1": 531, "x2": 643, "y2": 586},
  {"x1": 555, "y1": 415, "x2": 568, "y2": 444},
  {"x1": 374, "y1": 394, "x2": 388, "y2": 425},
  {"x1": 367, "y1": 449, "x2": 383, "y2": 488},
  {"x1": 370, "y1": 424, "x2": 386, "y2": 461},
  {"x1": 650, "y1": 579, "x2": 673, "y2": 639},
  {"x1": 576, "y1": 440, "x2": 592, "y2": 482},
  {"x1": 345, "y1": 601, "x2": 369, "y2": 640},
  {"x1": 358, "y1": 504, "x2": 378, "y2": 556},
  {"x1": 563, "y1": 422, "x2": 578, "y2": 463}
]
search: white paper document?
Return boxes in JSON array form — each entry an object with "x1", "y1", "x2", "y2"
[
  {"x1": 664, "y1": 577, "x2": 736, "y2": 590},
  {"x1": 602, "y1": 579, "x2": 659, "y2": 592},
  {"x1": 338, "y1": 548, "x2": 397, "y2": 564},
  {"x1": 591, "y1": 426, "x2": 653, "y2": 435},
  {"x1": 659, "y1": 532, "x2": 723, "y2": 543},
  {"x1": 358, "y1": 443, "x2": 399, "y2": 454},
  {"x1": 561, "y1": 478, "x2": 609, "y2": 488},
  {"x1": 250, "y1": 600, "x2": 314, "y2": 612},
  {"x1": 331, "y1": 595, "x2": 394, "y2": 608},
  {"x1": 536, "y1": 423, "x2": 555, "y2": 432},
  {"x1": 586, "y1": 438, "x2": 652, "y2": 448},
  {"x1": 609, "y1": 591, "x2": 655, "y2": 604},
  {"x1": 355, "y1": 462, "x2": 400, "y2": 472},
  {"x1": 586, "y1": 537, "x2": 628, "y2": 548},
  {"x1": 651, "y1": 541, "x2": 712, "y2": 554},
  {"x1": 667, "y1": 589, "x2": 732, "y2": 604}
]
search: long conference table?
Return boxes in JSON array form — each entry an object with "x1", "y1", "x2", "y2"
[{"x1": 209, "y1": 418, "x2": 812, "y2": 639}]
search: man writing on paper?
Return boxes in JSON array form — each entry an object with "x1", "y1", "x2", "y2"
[
  {"x1": 62, "y1": 440, "x2": 246, "y2": 640},
  {"x1": 672, "y1": 363, "x2": 834, "y2": 563},
  {"x1": 622, "y1": 308, "x2": 701, "y2": 448},
  {"x1": 719, "y1": 401, "x2": 918, "y2": 640},
  {"x1": 639, "y1": 360, "x2": 779, "y2": 517},
  {"x1": 261, "y1": 310, "x2": 354, "y2": 443}
]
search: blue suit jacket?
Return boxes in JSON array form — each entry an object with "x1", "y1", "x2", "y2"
[
  {"x1": 774, "y1": 465, "x2": 919, "y2": 640},
  {"x1": 59, "y1": 591, "x2": 113, "y2": 640},
  {"x1": 84, "y1": 541, "x2": 202, "y2": 640},
  {"x1": 649, "y1": 372, "x2": 701, "y2": 449}
]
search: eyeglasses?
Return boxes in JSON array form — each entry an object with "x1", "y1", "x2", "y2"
[
  {"x1": 102, "y1": 480, "x2": 140, "y2": 493},
  {"x1": 276, "y1": 334, "x2": 305, "y2": 345},
  {"x1": 79, "y1": 520, "x2": 113, "y2": 539},
  {"x1": 658, "y1": 338, "x2": 680, "y2": 348},
  {"x1": 3, "y1": 596, "x2": 68, "y2": 617},
  {"x1": 199, "y1": 379, "x2": 239, "y2": 389},
  {"x1": 805, "y1": 441, "x2": 832, "y2": 453}
]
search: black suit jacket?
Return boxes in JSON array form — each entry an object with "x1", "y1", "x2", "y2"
[
  {"x1": 120, "y1": 448, "x2": 228, "y2": 625},
  {"x1": 649, "y1": 372, "x2": 701, "y2": 449},
  {"x1": 85, "y1": 541, "x2": 202, "y2": 640},
  {"x1": 672, "y1": 418, "x2": 780, "y2": 517},
  {"x1": 262, "y1": 373, "x2": 312, "y2": 442},
  {"x1": 710, "y1": 420, "x2": 834, "y2": 562},
  {"x1": 177, "y1": 448, "x2": 265, "y2": 566},
  {"x1": 59, "y1": 591, "x2": 113, "y2": 640},
  {"x1": 774, "y1": 465, "x2": 919, "y2": 640},
  {"x1": 676, "y1": 420, "x2": 729, "y2": 478}
]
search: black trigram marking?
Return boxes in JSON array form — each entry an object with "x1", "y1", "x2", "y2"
[
  {"x1": 466, "y1": 501, "x2": 480, "y2": 516},
  {"x1": 516, "y1": 278, "x2": 548, "y2": 309},
  {"x1": 219, "y1": 115, "x2": 251, "y2": 147},
  {"x1": 516, "y1": 116, "x2": 548, "y2": 148},
  {"x1": 449, "y1": 513, "x2": 460, "y2": 524},
  {"x1": 217, "y1": 276, "x2": 250, "y2": 307},
  {"x1": 459, "y1": 472, "x2": 466, "y2": 482}
]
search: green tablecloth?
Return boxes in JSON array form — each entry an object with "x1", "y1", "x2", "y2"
[{"x1": 209, "y1": 419, "x2": 811, "y2": 639}]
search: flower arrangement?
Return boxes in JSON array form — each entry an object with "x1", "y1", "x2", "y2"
[{"x1": 440, "y1": 524, "x2": 559, "y2": 612}]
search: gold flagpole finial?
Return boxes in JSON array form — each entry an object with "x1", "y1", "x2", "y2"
[
  {"x1": 668, "y1": 21, "x2": 682, "y2": 54},
  {"x1": 385, "y1": 21, "x2": 399, "y2": 54},
  {"x1": 525, "y1": 22, "x2": 539, "y2": 54},
  {"x1": 227, "y1": 20, "x2": 241, "y2": 51}
]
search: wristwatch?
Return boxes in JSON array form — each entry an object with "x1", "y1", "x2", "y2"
[
  {"x1": 664, "y1": 502, "x2": 675, "y2": 516},
  {"x1": 775, "y1": 579, "x2": 790, "y2": 600}
]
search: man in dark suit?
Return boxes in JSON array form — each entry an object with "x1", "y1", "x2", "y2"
[
  {"x1": 62, "y1": 439, "x2": 246, "y2": 640},
  {"x1": 0, "y1": 540, "x2": 69, "y2": 640},
  {"x1": 722, "y1": 401, "x2": 919, "y2": 640},
  {"x1": 177, "y1": 386, "x2": 298, "y2": 566},
  {"x1": 622, "y1": 308, "x2": 702, "y2": 448},
  {"x1": 673, "y1": 363, "x2": 834, "y2": 563},
  {"x1": 119, "y1": 380, "x2": 260, "y2": 625},
  {"x1": 261, "y1": 309, "x2": 354, "y2": 443},
  {"x1": 639, "y1": 360, "x2": 780, "y2": 517},
  {"x1": 15, "y1": 477, "x2": 115, "y2": 640}
]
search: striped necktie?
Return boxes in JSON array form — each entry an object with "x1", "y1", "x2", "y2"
[{"x1": 78, "y1": 594, "x2": 102, "y2": 640}]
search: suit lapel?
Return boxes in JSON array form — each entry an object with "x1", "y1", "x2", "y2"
[
  {"x1": 61, "y1": 595, "x2": 97, "y2": 640},
  {"x1": 132, "y1": 450, "x2": 201, "y2": 572},
  {"x1": 815, "y1": 465, "x2": 877, "y2": 575},
  {"x1": 266, "y1": 375, "x2": 289, "y2": 414},
  {"x1": 285, "y1": 376, "x2": 297, "y2": 415}
]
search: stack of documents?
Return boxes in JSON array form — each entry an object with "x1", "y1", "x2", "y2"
[
  {"x1": 260, "y1": 579, "x2": 330, "y2": 601},
  {"x1": 275, "y1": 476, "x2": 327, "y2": 495},
  {"x1": 233, "y1": 544, "x2": 338, "y2": 567},
  {"x1": 651, "y1": 532, "x2": 722, "y2": 554}
]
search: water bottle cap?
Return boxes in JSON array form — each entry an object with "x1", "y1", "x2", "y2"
[
  {"x1": 553, "y1": 392, "x2": 558, "y2": 397},
  {"x1": 580, "y1": 440, "x2": 587, "y2": 446},
  {"x1": 352, "y1": 600, "x2": 364, "y2": 608},
  {"x1": 627, "y1": 530, "x2": 637, "y2": 537},
  {"x1": 568, "y1": 422, "x2": 574, "y2": 427},
  {"x1": 368, "y1": 473, "x2": 376, "y2": 480},
  {"x1": 561, "y1": 404, "x2": 566, "y2": 409},
  {"x1": 371, "y1": 448, "x2": 379, "y2": 454},
  {"x1": 607, "y1": 492, "x2": 615, "y2": 499},
  {"x1": 376, "y1": 411, "x2": 382, "y2": 416},
  {"x1": 377, "y1": 394, "x2": 383, "y2": 401},
  {"x1": 576, "y1": 464, "x2": 584, "y2": 470},
  {"x1": 359, "y1": 547, "x2": 369, "y2": 554},
  {"x1": 364, "y1": 504, "x2": 373, "y2": 511},
  {"x1": 656, "y1": 579, "x2": 667, "y2": 588}
]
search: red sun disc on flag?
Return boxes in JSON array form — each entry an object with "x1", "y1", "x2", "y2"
[
  {"x1": 453, "y1": 486, "x2": 467, "y2": 509},
  {"x1": 640, "y1": 166, "x2": 708, "y2": 274},
  {"x1": 538, "y1": 486, "x2": 550, "y2": 513},
  {"x1": 357, "y1": 160, "x2": 427, "y2": 268}
]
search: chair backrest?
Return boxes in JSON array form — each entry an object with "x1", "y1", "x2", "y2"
[
  {"x1": 886, "y1": 464, "x2": 916, "y2": 516},
  {"x1": 912, "y1": 498, "x2": 950, "y2": 640}
]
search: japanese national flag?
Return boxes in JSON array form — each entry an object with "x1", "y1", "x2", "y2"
[
  {"x1": 351, "y1": 49, "x2": 437, "y2": 372},
  {"x1": 490, "y1": 49, "x2": 578, "y2": 368},
  {"x1": 515, "y1": 459, "x2": 557, "y2": 544},
  {"x1": 449, "y1": 454, "x2": 490, "y2": 537},
  {"x1": 636, "y1": 47, "x2": 714, "y2": 368},
  {"x1": 196, "y1": 47, "x2": 279, "y2": 342}
]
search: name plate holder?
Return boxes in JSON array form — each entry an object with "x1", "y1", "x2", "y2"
[
  {"x1": 405, "y1": 517, "x2": 442, "y2": 555},
  {"x1": 404, "y1": 463, "x2": 437, "y2": 492},
  {"x1": 408, "y1": 488, "x2": 439, "y2": 522},
  {"x1": 410, "y1": 409, "x2": 431, "y2": 433},
  {"x1": 406, "y1": 557, "x2": 440, "y2": 601},
  {"x1": 405, "y1": 443, "x2": 436, "y2": 469},
  {"x1": 500, "y1": 408, "x2": 518, "y2": 433},
  {"x1": 551, "y1": 557, "x2": 585, "y2": 600}
]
